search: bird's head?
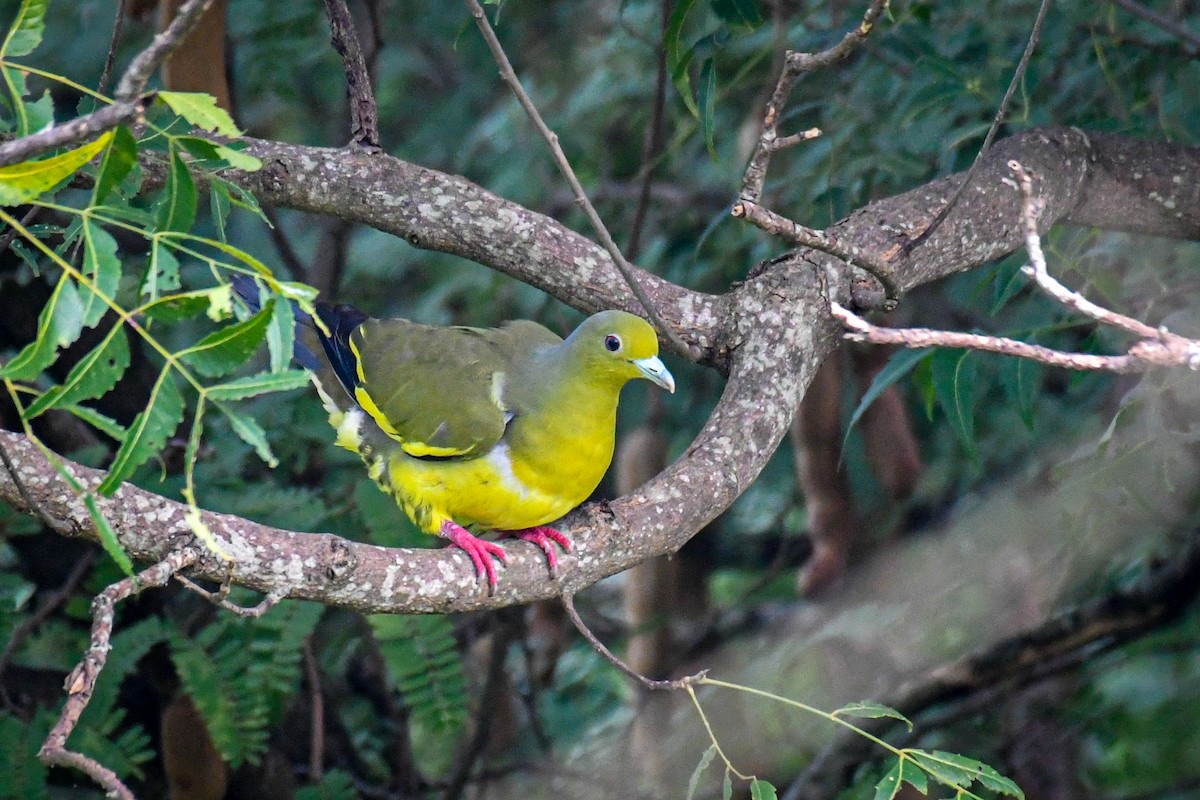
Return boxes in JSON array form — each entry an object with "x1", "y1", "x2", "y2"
[{"x1": 570, "y1": 310, "x2": 675, "y2": 393}]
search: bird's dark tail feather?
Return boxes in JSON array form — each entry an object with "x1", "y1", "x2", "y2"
[{"x1": 313, "y1": 303, "x2": 368, "y2": 397}]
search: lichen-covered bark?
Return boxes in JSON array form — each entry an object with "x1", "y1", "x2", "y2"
[{"x1": 4, "y1": 126, "x2": 1199, "y2": 612}]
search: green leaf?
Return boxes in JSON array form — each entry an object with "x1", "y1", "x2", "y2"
[
  {"x1": 205, "y1": 369, "x2": 310, "y2": 402},
  {"x1": 140, "y1": 289, "x2": 216, "y2": 323},
  {"x1": 176, "y1": 135, "x2": 262, "y2": 172},
  {"x1": 1000, "y1": 350, "x2": 1041, "y2": 432},
  {"x1": 749, "y1": 778, "x2": 777, "y2": 800},
  {"x1": 210, "y1": 178, "x2": 231, "y2": 241},
  {"x1": 1, "y1": 0, "x2": 48, "y2": 57},
  {"x1": 295, "y1": 769, "x2": 360, "y2": 800},
  {"x1": 666, "y1": 0, "x2": 701, "y2": 117},
  {"x1": 154, "y1": 144, "x2": 197, "y2": 234},
  {"x1": 98, "y1": 366, "x2": 185, "y2": 495},
  {"x1": 722, "y1": 771, "x2": 732, "y2": 800},
  {"x1": 24, "y1": 325, "x2": 130, "y2": 418},
  {"x1": 844, "y1": 348, "x2": 931, "y2": 446},
  {"x1": 0, "y1": 276, "x2": 85, "y2": 380},
  {"x1": 989, "y1": 256, "x2": 1028, "y2": 315},
  {"x1": 687, "y1": 745, "x2": 718, "y2": 800},
  {"x1": 266, "y1": 292, "x2": 295, "y2": 373},
  {"x1": 140, "y1": 239, "x2": 181, "y2": 301},
  {"x1": 179, "y1": 301, "x2": 274, "y2": 378},
  {"x1": 697, "y1": 57, "x2": 717, "y2": 158},
  {"x1": 157, "y1": 91, "x2": 243, "y2": 136},
  {"x1": 217, "y1": 402, "x2": 277, "y2": 467},
  {"x1": 63, "y1": 404, "x2": 127, "y2": 440},
  {"x1": 0, "y1": 130, "x2": 114, "y2": 205},
  {"x1": 85, "y1": 493, "x2": 134, "y2": 577},
  {"x1": 80, "y1": 218, "x2": 121, "y2": 328},
  {"x1": 92, "y1": 126, "x2": 139, "y2": 205},
  {"x1": 709, "y1": 0, "x2": 763, "y2": 28},
  {"x1": 898, "y1": 757, "x2": 928, "y2": 794},
  {"x1": 908, "y1": 751, "x2": 1023, "y2": 798},
  {"x1": 832, "y1": 701, "x2": 913, "y2": 731},
  {"x1": 873, "y1": 759, "x2": 903, "y2": 800},
  {"x1": 930, "y1": 348, "x2": 979, "y2": 463}
]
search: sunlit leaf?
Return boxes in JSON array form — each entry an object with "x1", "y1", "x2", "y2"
[
  {"x1": 205, "y1": 370, "x2": 310, "y2": 402},
  {"x1": 98, "y1": 366, "x2": 184, "y2": 495},
  {"x1": 63, "y1": 404, "x2": 127, "y2": 440},
  {"x1": 23, "y1": 325, "x2": 130, "y2": 418},
  {"x1": 0, "y1": 130, "x2": 114, "y2": 205},
  {"x1": 179, "y1": 301, "x2": 273, "y2": 378},
  {"x1": 176, "y1": 135, "x2": 261, "y2": 172},
  {"x1": 158, "y1": 91, "x2": 243, "y2": 136}
]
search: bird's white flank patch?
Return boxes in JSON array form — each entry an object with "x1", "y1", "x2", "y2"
[{"x1": 485, "y1": 442, "x2": 529, "y2": 498}]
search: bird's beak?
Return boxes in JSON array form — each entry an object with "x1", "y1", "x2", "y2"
[{"x1": 633, "y1": 355, "x2": 675, "y2": 393}]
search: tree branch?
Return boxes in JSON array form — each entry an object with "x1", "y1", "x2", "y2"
[{"x1": 322, "y1": 0, "x2": 381, "y2": 148}]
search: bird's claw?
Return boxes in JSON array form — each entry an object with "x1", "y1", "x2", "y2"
[
  {"x1": 507, "y1": 526, "x2": 573, "y2": 579},
  {"x1": 440, "y1": 521, "x2": 507, "y2": 595}
]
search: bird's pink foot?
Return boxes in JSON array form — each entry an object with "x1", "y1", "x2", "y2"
[
  {"x1": 439, "y1": 521, "x2": 507, "y2": 594},
  {"x1": 504, "y1": 526, "x2": 573, "y2": 578}
]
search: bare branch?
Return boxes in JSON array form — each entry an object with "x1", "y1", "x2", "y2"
[
  {"x1": 176, "y1": 574, "x2": 287, "y2": 618},
  {"x1": 322, "y1": 0, "x2": 381, "y2": 148},
  {"x1": 115, "y1": 0, "x2": 216, "y2": 101},
  {"x1": 39, "y1": 550, "x2": 201, "y2": 798},
  {"x1": 739, "y1": 0, "x2": 887, "y2": 204},
  {"x1": 0, "y1": 0, "x2": 215, "y2": 168},
  {"x1": 903, "y1": 0, "x2": 1053, "y2": 253},
  {"x1": 464, "y1": 0, "x2": 698, "y2": 361},
  {"x1": 1108, "y1": 0, "x2": 1200, "y2": 54},
  {"x1": 561, "y1": 594, "x2": 705, "y2": 692}
]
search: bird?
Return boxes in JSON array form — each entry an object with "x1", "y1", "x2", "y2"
[{"x1": 244, "y1": 280, "x2": 675, "y2": 593}]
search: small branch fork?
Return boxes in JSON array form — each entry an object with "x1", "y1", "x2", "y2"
[
  {"x1": 833, "y1": 161, "x2": 1200, "y2": 373},
  {"x1": 732, "y1": 0, "x2": 895, "y2": 294},
  {"x1": 322, "y1": 0, "x2": 381, "y2": 149},
  {"x1": 0, "y1": 0, "x2": 216, "y2": 168},
  {"x1": 38, "y1": 549, "x2": 201, "y2": 800},
  {"x1": 464, "y1": 0, "x2": 697, "y2": 361}
]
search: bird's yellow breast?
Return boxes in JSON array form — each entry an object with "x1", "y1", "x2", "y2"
[{"x1": 380, "y1": 399, "x2": 617, "y2": 534}]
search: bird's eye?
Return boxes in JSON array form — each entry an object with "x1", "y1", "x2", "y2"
[{"x1": 604, "y1": 334, "x2": 622, "y2": 352}]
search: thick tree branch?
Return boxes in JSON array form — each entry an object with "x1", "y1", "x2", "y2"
[{"x1": 0, "y1": 262, "x2": 820, "y2": 612}]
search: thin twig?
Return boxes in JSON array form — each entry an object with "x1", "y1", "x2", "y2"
[
  {"x1": 732, "y1": 199, "x2": 896, "y2": 296},
  {"x1": 322, "y1": 0, "x2": 381, "y2": 148},
  {"x1": 465, "y1": 0, "x2": 696, "y2": 360},
  {"x1": 740, "y1": 0, "x2": 887, "y2": 204},
  {"x1": 626, "y1": 0, "x2": 671, "y2": 261},
  {"x1": 303, "y1": 638, "x2": 326, "y2": 783},
  {"x1": 115, "y1": 0, "x2": 216, "y2": 101},
  {"x1": 97, "y1": 0, "x2": 128, "y2": 97},
  {"x1": 39, "y1": 549, "x2": 201, "y2": 800},
  {"x1": 1109, "y1": 0, "x2": 1200, "y2": 54},
  {"x1": 442, "y1": 615, "x2": 516, "y2": 800},
  {"x1": 0, "y1": 0, "x2": 215, "y2": 168},
  {"x1": 0, "y1": 550, "x2": 96, "y2": 708},
  {"x1": 175, "y1": 574, "x2": 287, "y2": 617},
  {"x1": 561, "y1": 593, "x2": 705, "y2": 691},
  {"x1": 902, "y1": 0, "x2": 1052, "y2": 255}
]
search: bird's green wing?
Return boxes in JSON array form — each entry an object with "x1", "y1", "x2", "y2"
[{"x1": 348, "y1": 318, "x2": 561, "y2": 459}]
